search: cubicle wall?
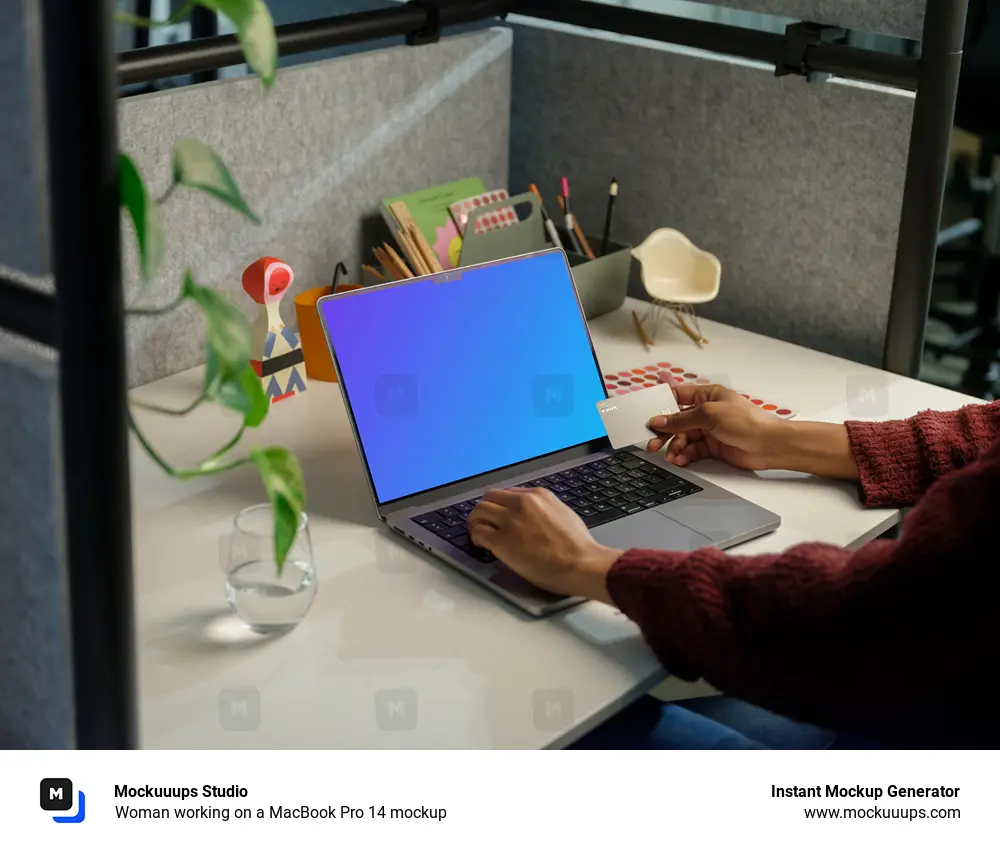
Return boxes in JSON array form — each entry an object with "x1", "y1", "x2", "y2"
[
  {"x1": 0, "y1": 0, "x2": 72, "y2": 748},
  {"x1": 0, "y1": 341, "x2": 72, "y2": 748},
  {"x1": 0, "y1": 0, "x2": 49, "y2": 276},
  {"x1": 118, "y1": 27, "x2": 513, "y2": 387},
  {"x1": 509, "y1": 22, "x2": 916, "y2": 365},
  {"x1": 708, "y1": 0, "x2": 924, "y2": 37}
]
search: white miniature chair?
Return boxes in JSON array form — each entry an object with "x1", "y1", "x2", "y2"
[{"x1": 632, "y1": 228, "x2": 721, "y2": 346}]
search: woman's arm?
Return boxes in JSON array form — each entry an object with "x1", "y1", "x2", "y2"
[
  {"x1": 606, "y1": 432, "x2": 1000, "y2": 737},
  {"x1": 843, "y1": 401, "x2": 1000, "y2": 506},
  {"x1": 761, "y1": 421, "x2": 859, "y2": 480},
  {"x1": 762, "y1": 400, "x2": 1000, "y2": 507}
]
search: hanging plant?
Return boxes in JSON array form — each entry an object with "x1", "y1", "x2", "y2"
[{"x1": 117, "y1": 0, "x2": 303, "y2": 570}]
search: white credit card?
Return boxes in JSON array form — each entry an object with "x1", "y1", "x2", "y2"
[{"x1": 596, "y1": 382, "x2": 680, "y2": 449}]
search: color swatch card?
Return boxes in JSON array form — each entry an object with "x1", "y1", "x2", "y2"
[
  {"x1": 597, "y1": 382, "x2": 680, "y2": 449},
  {"x1": 601, "y1": 361, "x2": 798, "y2": 419},
  {"x1": 450, "y1": 189, "x2": 518, "y2": 235},
  {"x1": 381, "y1": 177, "x2": 486, "y2": 270}
]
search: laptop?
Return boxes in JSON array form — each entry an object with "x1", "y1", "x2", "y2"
[{"x1": 317, "y1": 249, "x2": 779, "y2": 616}]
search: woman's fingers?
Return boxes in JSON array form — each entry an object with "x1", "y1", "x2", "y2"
[
  {"x1": 480, "y1": 487, "x2": 529, "y2": 508},
  {"x1": 468, "y1": 520, "x2": 499, "y2": 548},
  {"x1": 646, "y1": 435, "x2": 668, "y2": 453},
  {"x1": 469, "y1": 500, "x2": 506, "y2": 526},
  {"x1": 667, "y1": 437, "x2": 713, "y2": 466}
]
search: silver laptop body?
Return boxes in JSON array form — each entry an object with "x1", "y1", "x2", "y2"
[{"x1": 319, "y1": 250, "x2": 779, "y2": 616}]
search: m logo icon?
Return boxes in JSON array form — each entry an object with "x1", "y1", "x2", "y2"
[
  {"x1": 40, "y1": 778, "x2": 86, "y2": 823},
  {"x1": 375, "y1": 688, "x2": 418, "y2": 731},
  {"x1": 532, "y1": 375, "x2": 574, "y2": 417},
  {"x1": 533, "y1": 688, "x2": 575, "y2": 731},
  {"x1": 846, "y1": 374, "x2": 889, "y2": 418},
  {"x1": 40, "y1": 778, "x2": 72, "y2": 811},
  {"x1": 218, "y1": 688, "x2": 261, "y2": 731},
  {"x1": 374, "y1": 374, "x2": 418, "y2": 417}
]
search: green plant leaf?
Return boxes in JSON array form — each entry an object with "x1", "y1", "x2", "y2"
[
  {"x1": 184, "y1": 272, "x2": 269, "y2": 426},
  {"x1": 203, "y1": 348, "x2": 269, "y2": 427},
  {"x1": 119, "y1": 153, "x2": 164, "y2": 282},
  {"x1": 251, "y1": 446, "x2": 306, "y2": 570},
  {"x1": 172, "y1": 140, "x2": 260, "y2": 223},
  {"x1": 197, "y1": 0, "x2": 278, "y2": 88},
  {"x1": 182, "y1": 271, "x2": 251, "y2": 369}
]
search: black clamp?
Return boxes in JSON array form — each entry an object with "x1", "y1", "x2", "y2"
[
  {"x1": 406, "y1": 0, "x2": 441, "y2": 46},
  {"x1": 775, "y1": 22, "x2": 845, "y2": 83}
]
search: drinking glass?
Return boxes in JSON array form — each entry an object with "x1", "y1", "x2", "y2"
[{"x1": 225, "y1": 504, "x2": 317, "y2": 635}]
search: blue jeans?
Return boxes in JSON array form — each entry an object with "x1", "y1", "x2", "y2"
[{"x1": 570, "y1": 695, "x2": 843, "y2": 750}]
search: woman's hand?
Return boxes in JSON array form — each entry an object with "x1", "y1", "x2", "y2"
[
  {"x1": 648, "y1": 374, "x2": 781, "y2": 471},
  {"x1": 467, "y1": 488, "x2": 622, "y2": 601}
]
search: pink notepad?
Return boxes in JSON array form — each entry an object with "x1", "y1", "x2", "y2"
[{"x1": 450, "y1": 189, "x2": 518, "y2": 235}]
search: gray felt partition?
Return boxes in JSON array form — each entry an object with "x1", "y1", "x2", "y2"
[
  {"x1": 0, "y1": 341, "x2": 73, "y2": 748},
  {"x1": 708, "y1": 0, "x2": 925, "y2": 38},
  {"x1": 0, "y1": 0, "x2": 50, "y2": 275},
  {"x1": 510, "y1": 24, "x2": 915, "y2": 366},
  {"x1": 118, "y1": 27, "x2": 512, "y2": 387}
]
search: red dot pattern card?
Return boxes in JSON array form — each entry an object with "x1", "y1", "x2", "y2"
[
  {"x1": 450, "y1": 189, "x2": 518, "y2": 235},
  {"x1": 601, "y1": 361, "x2": 797, "y2": 419}
]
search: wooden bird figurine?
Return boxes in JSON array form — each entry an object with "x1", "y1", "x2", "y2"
[{"x1": 241, "y1": 256, "x2": 307, "y2": 403}]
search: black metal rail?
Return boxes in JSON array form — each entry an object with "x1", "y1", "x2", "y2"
[
  {"x1": 514, "y1": 0, "x2": 920, "y2": 90},
  {"x1": 116, "y1": 0, "x2": 922, "y2": 91},
  {"x1": 884, "y1": 0, "x2": 969, "y2": 375},
  {"x1": 118, "y1": 0, "x2": 512, "y2": 85},
  {"x1": 39, "y1": 0, "x2": 138, "y2": 749},
  {"x1": 0, "y1": 273, "x2": 57, "y2": 346}
]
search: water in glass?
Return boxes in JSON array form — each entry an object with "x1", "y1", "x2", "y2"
[
  {"x1": 226, "y1": 504, "x2": 317, "y2": 634},
  {"x1": 226, "y1": 559, "x2": 316, "y2": 635}
]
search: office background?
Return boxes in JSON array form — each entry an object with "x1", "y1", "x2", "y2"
[{"x1": 1, "y1": 0, "x2": 991, "y2": 747}]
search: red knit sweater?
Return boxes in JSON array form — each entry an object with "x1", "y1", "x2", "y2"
[{"x1": 607, "y1": 401, "x2": 1000, "y2": 745}]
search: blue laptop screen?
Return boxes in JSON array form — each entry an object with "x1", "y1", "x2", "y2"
[{"x1": 318, "y1": 251, "x2": 609, "y2": 504}]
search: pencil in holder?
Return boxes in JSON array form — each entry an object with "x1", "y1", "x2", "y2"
[{"x1": 458, "y1": 192, "x2": 631, "y2": 320}]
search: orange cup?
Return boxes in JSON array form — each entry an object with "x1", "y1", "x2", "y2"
[{"x1": 294, "y1": 284, "x2": 361, "y2": 382}]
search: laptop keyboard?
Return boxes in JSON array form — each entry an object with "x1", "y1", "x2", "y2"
[{"x1": 409, "y1": 450, "x2": 702, "y2": 563}]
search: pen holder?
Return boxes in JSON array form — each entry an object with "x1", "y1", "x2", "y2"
[
  {"x1": 457, "y1": 192, "x2": 550, "y2": 267},
  {"x1": 458, "y1": 192, "x2": 631, "y2": 320},
  {"x1": 558, "y1": 228, "x2": 632, "y2": 321},
  {"x1": 294, "y1": 285, "x2": 338, "y2": 382}
]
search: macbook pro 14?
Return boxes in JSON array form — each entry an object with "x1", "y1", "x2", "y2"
[{"x1": 318, "y1": 249, "x2": 779, "y2": 616}]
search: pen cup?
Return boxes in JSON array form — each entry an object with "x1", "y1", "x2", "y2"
[
  {"x1": 557, "y1": 228, "x2": 632, "y2": 321},
  {"x1": 294, "y1": 285, "x2": 337, "y2": 382},
  {"x1": 458, "y1": 193, "x2": 632, "y2": 320}
]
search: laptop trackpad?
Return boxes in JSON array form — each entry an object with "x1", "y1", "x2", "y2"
[{"x1": 592, "y1": 510, "x2": 712, "y2": 552}]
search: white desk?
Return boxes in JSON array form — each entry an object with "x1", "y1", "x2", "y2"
[{"x1": 131, "y1": 297, "x2": 977, "y2": 749}]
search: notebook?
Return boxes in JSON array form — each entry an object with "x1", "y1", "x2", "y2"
[{"x1": 381, "y1": 177, "x2": 486, "y2": 271}]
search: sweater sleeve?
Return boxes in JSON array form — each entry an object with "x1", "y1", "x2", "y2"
[
  {"x1": 845, "y1": 399, "x2": 1000, "y2": 507},
  {"x1": 607, "y1": 431, "x2": 1000, "y2": 736}
]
